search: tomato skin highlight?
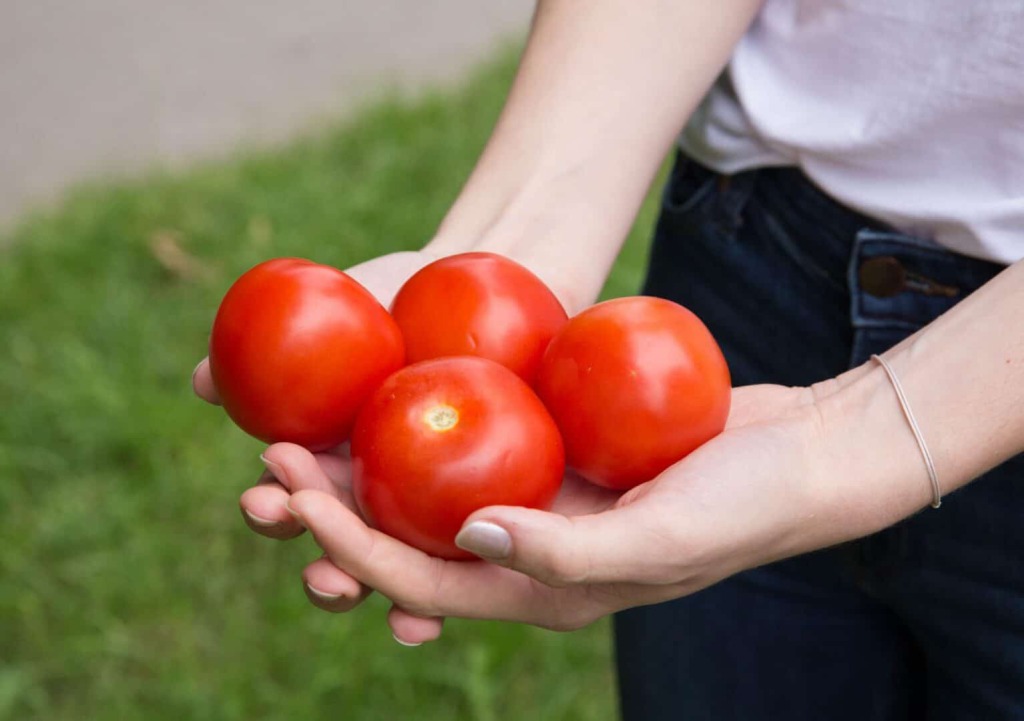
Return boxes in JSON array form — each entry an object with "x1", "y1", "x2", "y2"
[
  {"x1": 389, "y1": 252, "x2": 568, "y2": 384},
  {"x1": 209, "y1": 258, "x2": 404, "y2": 451},
  {"x1": 535, "y1": 296, "x2": 731, "y2": 491},
  {"x1": 351, "y1": 357, "x2": 565, "y2": 560}
]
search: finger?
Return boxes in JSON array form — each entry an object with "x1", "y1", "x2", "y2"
[
  {"x1": 240, "y1": 474, "x2": 306, "y2": 540},
  {"x1": 302, "y1": 556, "x2": 373, "y2": 613},
  {"x1": 262, "y1": 443, "x2": 353, "y2": 497},
  {"x1": 241, "y1": 448, "x2": 360, "y2": 540},
  {"x1": 549, "y1": 470, "x2": 621, "y2": 516},
  {"x1": 311, "y1": 448, "x2": 353, "y2": 493},
  {"x1": 286, "y1": 490, "x2": 585, "y2": 627},
  {"x1": 454, "y1": 502, "x2": 679, "y2": 588},
  {"x1": 191, "y1": 358, "x2": 221, "y2": 405},
  {"x1": 387, "y1": 605, "x2": 445, "y2": 646}
]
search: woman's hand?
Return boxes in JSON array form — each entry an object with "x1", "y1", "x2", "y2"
[
  {"x1": 271, "y1": 382, "x2": 840, "y2": 641},
  {"x1": 198, "y1": 263, "x2": 1024, "y2": 643}
]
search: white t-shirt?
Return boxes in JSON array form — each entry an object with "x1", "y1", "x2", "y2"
[{"x1": 681, "y1": 0, "x2": 1024, "y2": 264}]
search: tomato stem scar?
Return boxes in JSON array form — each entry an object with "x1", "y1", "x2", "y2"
[{"x1": 425, "y1": 404, "x2": 459, "y2": 432}]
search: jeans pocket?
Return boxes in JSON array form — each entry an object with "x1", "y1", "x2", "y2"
[
  {"x1": 662, "y1": 155, "x2": 718, "y2": 215},
  {"x1": 658, "y1": 153, "x2": 755, "y2": 245}
]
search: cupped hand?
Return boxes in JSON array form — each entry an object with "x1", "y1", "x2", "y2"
[
  {"x1": 270, "y1": 443, "x2": 621, "y2": 643},
  {"x1": 194, "y1": 251, "x2": 844, "y2": 643},
  {"x1": 279, "y1": 383, "x2": 839, "y2": 639}
]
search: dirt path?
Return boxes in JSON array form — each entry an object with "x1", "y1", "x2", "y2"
[{"x1": 0, "y1": 0, "x2": 531, "y2": 231}]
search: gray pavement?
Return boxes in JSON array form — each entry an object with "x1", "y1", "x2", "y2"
[{"x1": 0, "y1": 0, "x2": 532, "y2": 231}]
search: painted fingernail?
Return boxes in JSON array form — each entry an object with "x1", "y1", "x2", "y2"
[
  {"x1": 260, "y1": 454, "x2": 286, "y2": 482},
  {"x1": 455, "y1": 521, "x2": 511, "y2": 560},
  {"x1": 306, "y1": 583, "x2": 343, "y2": 603},
  {"x1": 243, "y1": 508, "x2": 279, "y2": 528},
  {"x1": 392, "y1": 633, "x2": 422, "y2": 648}
]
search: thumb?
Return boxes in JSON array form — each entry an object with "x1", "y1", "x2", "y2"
[{"x1": 454, "y1": 504, "x2": 674, "y2": 588}]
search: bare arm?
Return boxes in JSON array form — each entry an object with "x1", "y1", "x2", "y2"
[
  {"x1": 810, "y1": 259, "x2": 1024, "y2": 543},
  {"x1": 194, "y1": 0, "x2": 763, "y2": 386},
  {"x1": 425, "y1": 0, "x2": 764, "y2": 312}
]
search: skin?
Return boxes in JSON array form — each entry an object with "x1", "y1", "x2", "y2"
[{"x1": 192, "y1": 0, "x2": 1024, "y2": 645}]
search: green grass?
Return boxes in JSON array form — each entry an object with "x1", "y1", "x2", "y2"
[{"x1": 0, "y1": 47, "x2": 662, "y2": 721}]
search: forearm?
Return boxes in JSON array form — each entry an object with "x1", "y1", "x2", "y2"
[
  {"x1": 425, "y1": 0, "x2": 763, "y2": 313},
  {"x1": 815, "y1": 260, "x2": 1024, "y2": 538}
]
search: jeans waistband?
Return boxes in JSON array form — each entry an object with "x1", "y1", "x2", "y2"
[{"x1": 669, "y1": 154, "x2": 1007, "y2": 336}]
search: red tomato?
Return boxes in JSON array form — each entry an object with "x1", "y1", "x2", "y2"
[
  {"x1": 351, "y1": 357, "x2": 564, "y2": 560},
  {"x1": 209, "y1": 258, "x2": 404, "y2": 451},
  {"x1": 535, "y1": 296, "x2": 730, "y2": 491},
  {"x1": 389, "y1": 252, "x2": 568, "y2": 384}
]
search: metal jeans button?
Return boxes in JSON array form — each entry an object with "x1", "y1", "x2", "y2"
[
  {"x1": 859, "y1": 255, "x2": 960, "y2": 298},
  {"x1": 859, "y1": 256, "x2": 906, "y2": 297}
]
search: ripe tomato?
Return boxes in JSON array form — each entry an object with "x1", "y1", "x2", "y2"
[
  {"x1": 535, "y1": 296, "x2": 730, "y2": 491},
  {"x1": 389, "y1": 252, "x2": 568, "y2": 384},
  {"x1": 351, "y1": 357, "x2": 564, "y2": 560},
  {"x1": 209, "y1": 258, "x2": 404, "y2": 451}
]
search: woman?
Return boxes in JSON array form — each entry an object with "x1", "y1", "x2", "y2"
[{"x1": 193, "y1": 1, "x2": 1024, "y2": 717}]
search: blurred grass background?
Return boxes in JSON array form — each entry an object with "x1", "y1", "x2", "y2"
[{"x1": 0, "y1": 47, "x2": 663, "y2": 720}]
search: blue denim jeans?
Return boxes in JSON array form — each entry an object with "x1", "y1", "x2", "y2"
[{"x1": 614, "y1": 154, "x2": 1024, "y2": 720}]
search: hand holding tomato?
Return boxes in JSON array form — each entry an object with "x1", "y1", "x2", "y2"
[
  {"x1": 211, "y1": 381, "x2": 816, "y2": 643},
  {"x1": 194, "y1": 250, "x2": 753, "y2": 644},
  {"x1": 259, "y1": 440, "x2": 620, "y2": 642},
  {"x1": 277, "y1": 381, "x2": 874, "y2": 640}
]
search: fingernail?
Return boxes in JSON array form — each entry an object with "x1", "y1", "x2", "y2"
[
  {"x1": 260, "y1": 454, "x2": 286, "y2": 482},
  {"x1": 392, "y1": 633, "x2": 422, "y2": 648},
  {"x1": 455, "y1": 521, "x2": 511, "y2": 560},
  {"x1": 284, "y1": 501, "x2": 307, "y2": 528},
  {"x1": 191, "y1": 360, "x2": 204, "y2": 382},
  {"x1": 306, "y1": 583, "x2": 343, "y2": 603},
  {"x1": 243, "y1": 508, "x2": 279, "y2": 528}
]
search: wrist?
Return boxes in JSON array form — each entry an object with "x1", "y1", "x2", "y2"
[
  {"x1": 426, "y1": 172, "x2": 638, "y2": 314},
  {"x1": 795, "y1": 364, "x2": 930, "y2": 554},
  {"x1": 808, "y1": 357, "x2": 940, "y2": 542}
]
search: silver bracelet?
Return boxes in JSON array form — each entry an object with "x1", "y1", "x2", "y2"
[{"x1": 871, "y1": 354, "x2": 942, "y2": 509}]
